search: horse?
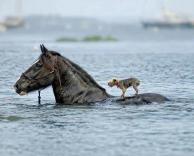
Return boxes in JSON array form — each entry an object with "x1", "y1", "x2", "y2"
[{"x1": 14, "y1": 45, "x2": 169, "y2": 104}]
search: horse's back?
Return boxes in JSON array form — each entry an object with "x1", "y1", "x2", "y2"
[{"x1": 115, "y1": 93, "x2": 169, "y2": 104}]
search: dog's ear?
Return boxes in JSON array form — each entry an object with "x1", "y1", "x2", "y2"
[{"x1": 112, "y1": 79, "x2": 116, "y2": 82}]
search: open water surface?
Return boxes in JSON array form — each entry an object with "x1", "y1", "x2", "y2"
[{"x1": 0, "y1": 22, "x2": 194, "y2": 156}]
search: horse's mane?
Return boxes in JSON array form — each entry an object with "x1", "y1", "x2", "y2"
[{"x1": 50, "y1": 51, "x2": 106, "y2": 92}]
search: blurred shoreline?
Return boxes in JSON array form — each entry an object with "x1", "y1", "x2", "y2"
[{"x1": 0, "y1": 15, "x2": 194, "y2": 43}]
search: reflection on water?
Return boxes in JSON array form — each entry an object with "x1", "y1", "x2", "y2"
[
  {"x1": 0, "y1": 115, "x2": 24, "y2": 122},
  {"x1": 0, "y1": 27, "x2": 194, "y2": 156}
]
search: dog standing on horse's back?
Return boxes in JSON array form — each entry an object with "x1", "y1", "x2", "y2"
[{"x1": 108, "y1": 78, "x2": 140, "y2": 98}]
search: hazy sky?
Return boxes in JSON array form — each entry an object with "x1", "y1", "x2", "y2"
[{"x1": 1, "y1": 0, "x2": 194, "y2": 20}]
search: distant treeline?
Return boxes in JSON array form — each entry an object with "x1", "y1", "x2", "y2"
[{"x1": 56, "y1": 35, "x2": 118, "y2": 42}]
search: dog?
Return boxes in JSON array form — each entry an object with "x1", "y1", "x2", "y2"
[{"x1": 108, "y1": 77, "x2": 140, "y2": 98}]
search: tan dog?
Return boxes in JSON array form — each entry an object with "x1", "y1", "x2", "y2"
[{"x1": 108, "y1": 78, "x2": 140, "y2": 98}]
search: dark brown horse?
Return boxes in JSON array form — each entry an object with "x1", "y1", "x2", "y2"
[{"x1": 14, "y1": 45, "x2": 169, "y2": 104}]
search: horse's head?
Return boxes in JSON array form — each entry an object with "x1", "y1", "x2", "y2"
[{"x1": 14, "y1": 44, "x2": 58, "y2": 95}]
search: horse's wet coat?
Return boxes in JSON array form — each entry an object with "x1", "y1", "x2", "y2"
[{"x1": 14, "y1": 45, "x2": 169, "y2": 104}]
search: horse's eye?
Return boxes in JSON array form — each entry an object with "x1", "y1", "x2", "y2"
[{"x1": 36, "y1": 63, "x2": 42, "y2": 68}]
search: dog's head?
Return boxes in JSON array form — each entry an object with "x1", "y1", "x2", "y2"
[{"x1": 108, "y1": 79, "x2": 117, "y2": 87}]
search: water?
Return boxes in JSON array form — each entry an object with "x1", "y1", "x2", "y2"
[{"x1": 0, "y1": 19, "x2": 194, "y2": 156}]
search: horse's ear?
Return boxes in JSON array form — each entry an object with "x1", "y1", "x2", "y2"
[{"x1": 40, "y1": 44, "x2": 48, "y2": 54}]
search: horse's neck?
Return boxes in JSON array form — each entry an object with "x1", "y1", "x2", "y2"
[
  {"x1": 51, "y1": 57, "x2": 108, "y2": 103},
  {"x1": 61, "y1": 56, "x2": 106, "y2": 91}
]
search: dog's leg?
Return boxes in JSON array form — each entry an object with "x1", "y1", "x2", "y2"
[
  {"x1": 121, "y1": 88, "x2": 126, "y2": 99},
  {"x1": 133, "y1": 85, "x2": 138, "y2": 96}
]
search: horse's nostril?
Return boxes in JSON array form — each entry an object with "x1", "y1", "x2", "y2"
[{"x1": 15, "y1": 84, "x2": 19, "y2": 90}]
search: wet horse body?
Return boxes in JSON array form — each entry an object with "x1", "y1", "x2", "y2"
[
  {"x1": 14, "y1": 45, "x2": 169, "y2": 104},
  {"x1": 51, "y1": 54, "x2": 109, "y2": 104}
]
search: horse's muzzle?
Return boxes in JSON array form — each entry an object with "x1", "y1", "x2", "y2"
[
  {"x1": 14, "y1": 83, "x2": 20, "y2": 93},
  {"x1": 14, "y1": 83, "x2": 27, "y2": 96}
]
